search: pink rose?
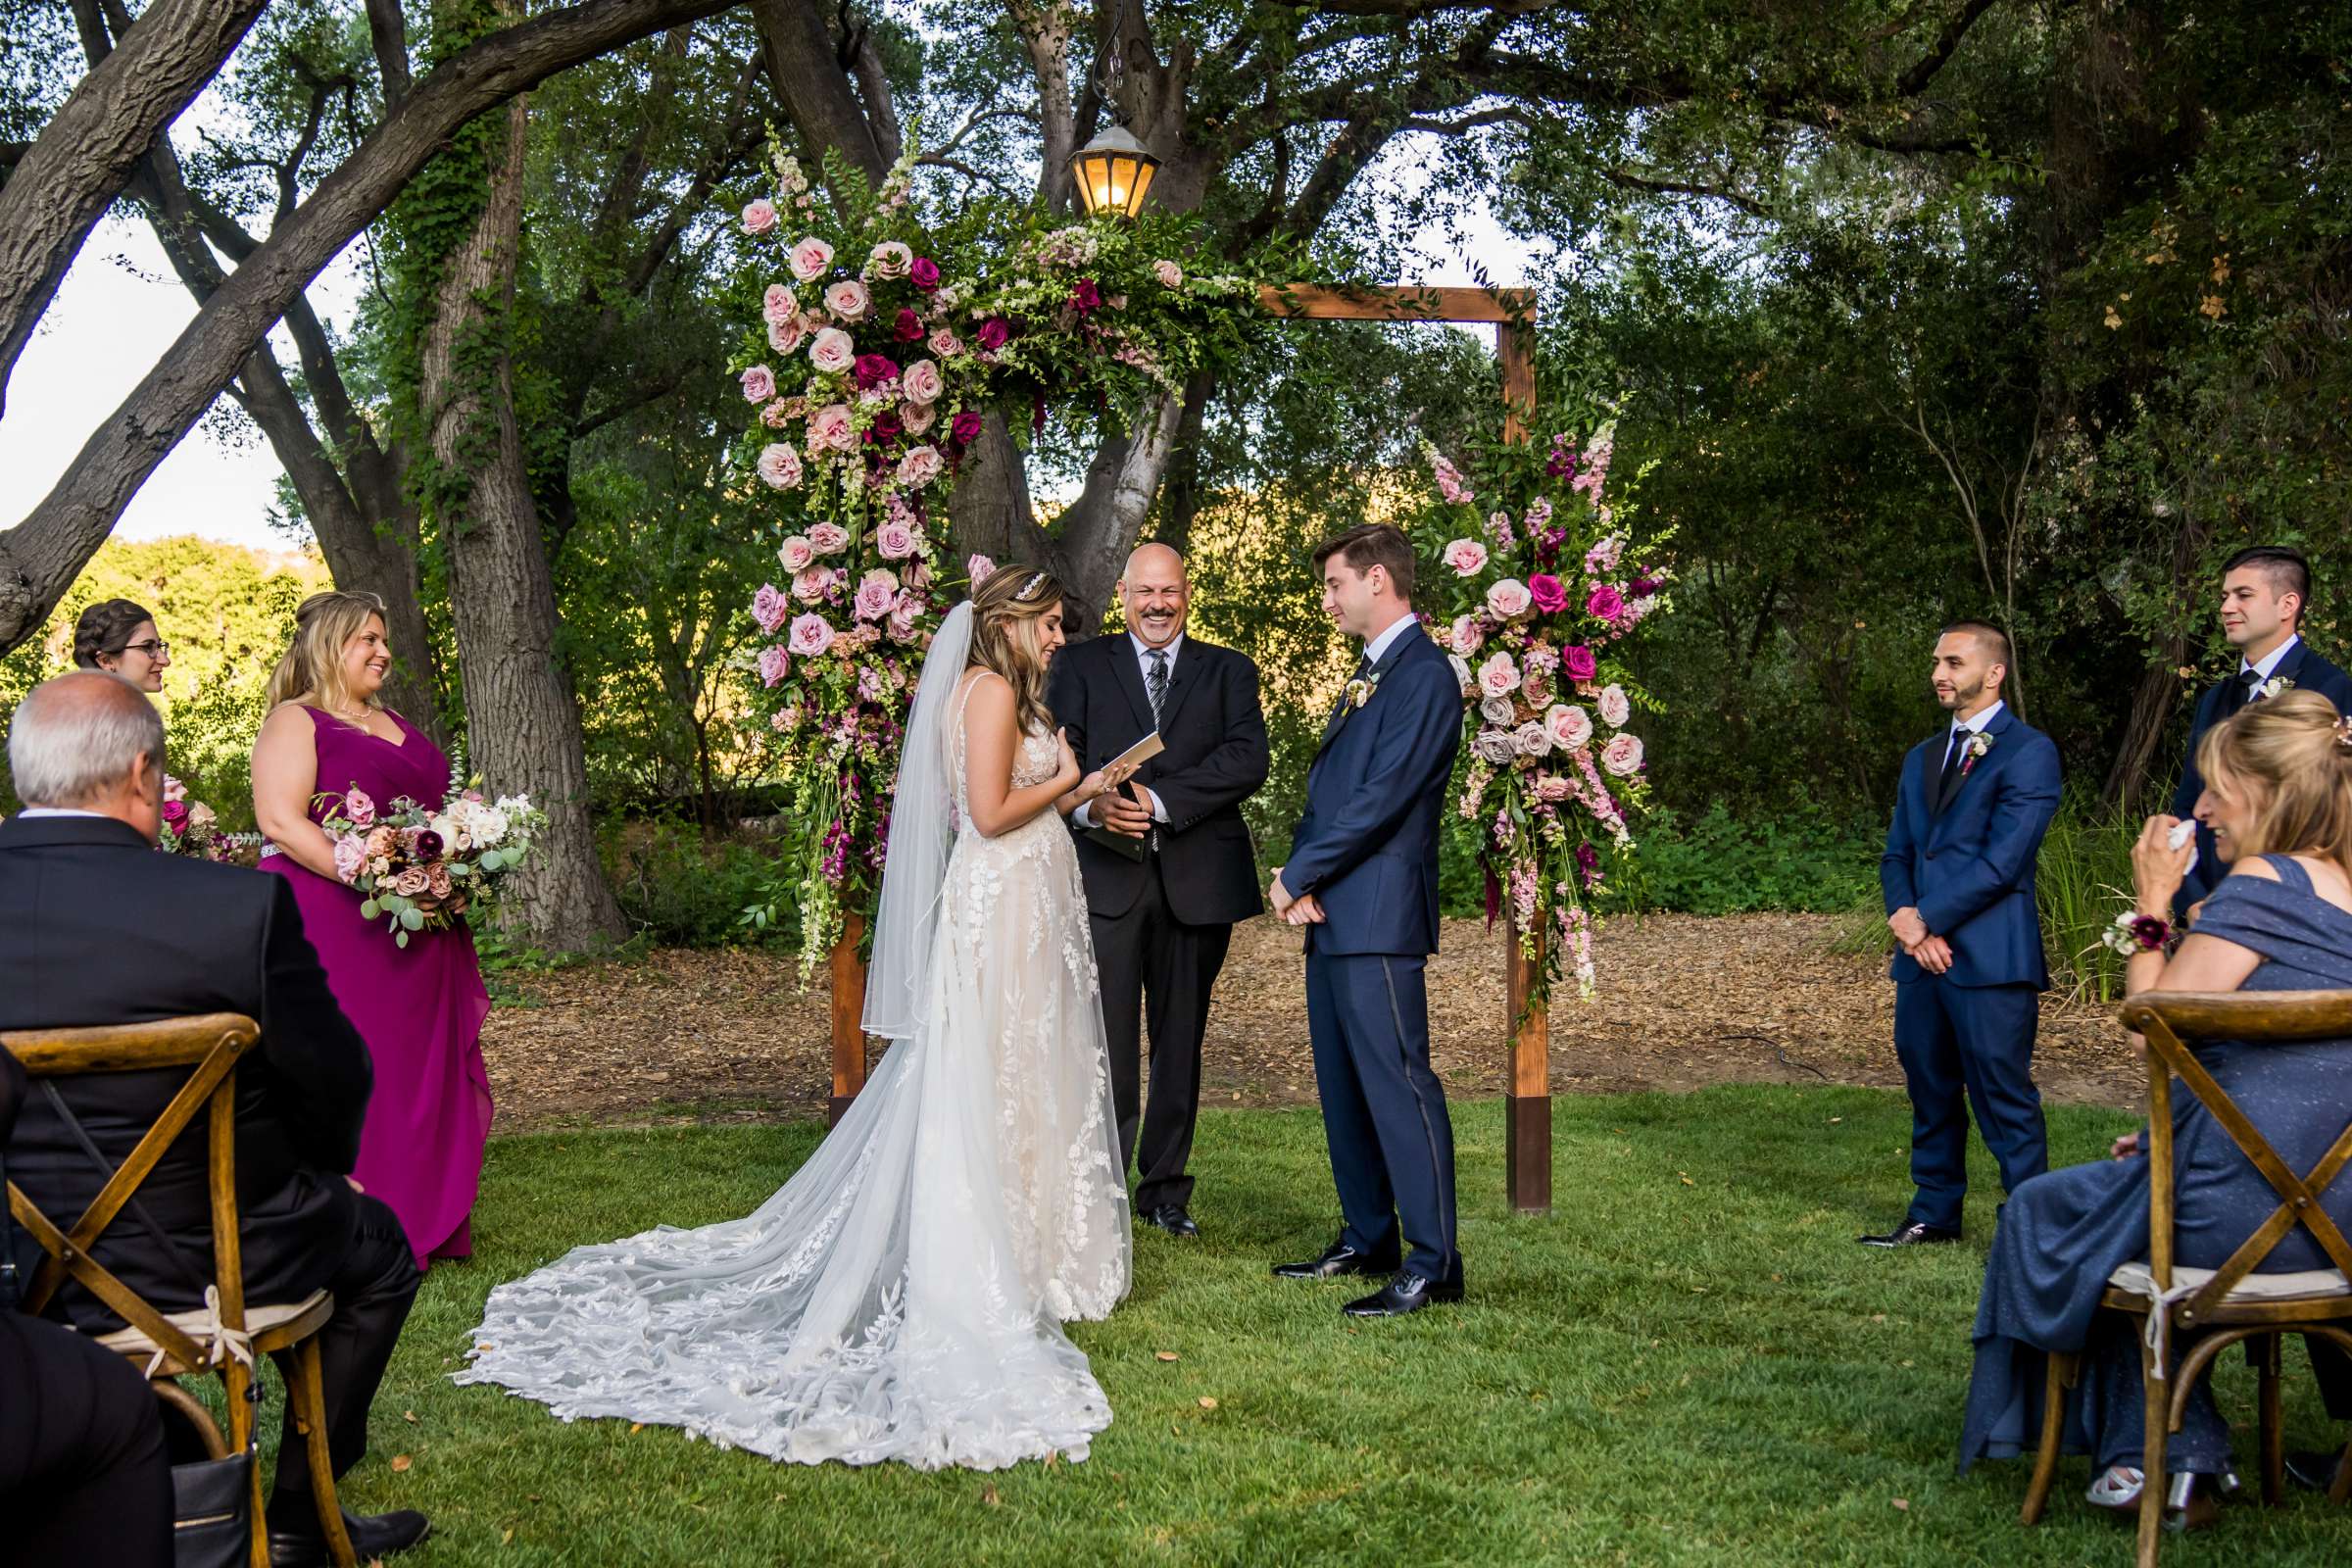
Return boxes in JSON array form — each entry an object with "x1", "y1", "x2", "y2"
[
  {"x1": 331, "y1": 833, "x2": 367, "y2": 884},
  {"x1": 758, "y1": 644, "x2": 790, "y2": 687},
  {"x1": 901, "y1": 400, "x2": 937, "y2": 435},
  {"x1": 1561, "y1": 643, "x2": 1598, "y2": 682},
  {"x1": 752, "y1": 582, "x2": 790, "y2": 633},
  {"x1": 740, "y1": 364, "x2": 776, "y2": 403},
  {"x1": 756, "y1": 443, "x2": 804, "y2": 489},
  {"x1": 742, "y1": 199, "x2": 778, "y2": 235},
  {"x1": 1514, "y1": 720, "x2": 1552, "y2": 758},
  {"x1": 342, "y1": 787, "x2": 376, "y2": 827},
  {"x1": 425, "y1": 862, "x2": 456, "y2": 900},
  {"x1": 927, "y1": 327, "x2": 963, "y2": 359},
  {"x1": 766, "y1": 316, "x2": 807, "y2": 356},
  {"x1": 1598, "y1": 684, "x2": 1632, "y2": 727},
  {"x1": 808, "y1": 521, "x2": 850, "y2": 555},
  {"x1": 808, "y1": 327, "x2": 856, "y2": 374},
  {"x1": 825, "y1": 279, "x2": 871, "y2": 321},
  {"x1": 907, "y1": 559, "x2": 931, "y2": 590},
  {"x1": 788, "y1": 235, "x2": 834, "y2": 281},
  {"x1": 807, "y1": 404, "x2": 855, "y2": 453},
  {"x1": 887, "y1": 595, "x2": 922, "y2": 643},
  {"x1": 1535, "y1": 772, "x2": 1572, "y2": 804},
  {"x1": 1449, "y1": 614, "x2": 1485, "y2": 656},
  {"x1": 1545, "y1": 704, "x2": 1593, "y2": 752},
  {"x1": 1528, "y1": 573, "x2": 1568, "y2": 614},
  {"x1": 1521, "y1": 667, "x2": 1554, "y2": 707},
  {"x1": 791, "y1": 566, "x2": 832, "y2": 604},
  {"x1": 777, "y1": 535, "x2": 815, "y2": 572},
  {"x1": 897, "y1": 444, "x2": 944, "y2": 488},
  {"x1": 902, "y1": 359, "x2": 943, "y2": 405},
  {"x1": 1476, "y1": 652, "x2": 1519, "y2": 699},
  {"x1": 1152, "y1": 260, "x2": 1183, "y2": 288},
  {"x1": 1600, "y1": 733, "x2": 1644, "y2": 776},
  {"x1": 876, "y1": 519, "x2": 919, "y2": 559},
  {"x1": 908, "y1": 257, "x2": 941, "y2": 291},
  {"x1": 867, "y1": 241, "x2": 912, "y2": 279},
  {"x1": 855, "y1": 569, "x2": 900, "y2": 621},
  {"x1": 390, "y1": 866, "x2": 431, "y2": 899},
  {"x1": 788, "y1": 613, "x2": 835, "y2": 657},
  {"x1": 967, "y1": 553, "x2": 996, "y2": 585},
  {"x1": 1442, "y1": 538, "x2": 1489, "y2": 577},
  {"x1": 762, "y1": 283, "x2": 797, "y2": 325},
  {"x1": 1587, "y1": 584, "x2": 1626, "y2": 621},
  {"x1": 1474, "y1": 730, "x2": 1520, "y2": 765},
  {"x1": 1486, "y1": 578, "x2": 1532, "y2": 619},
  {"x1": 164, "y1": 773, "x2": 188, "y2": 804}
]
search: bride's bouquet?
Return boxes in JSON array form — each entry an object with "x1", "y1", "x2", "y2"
[{"x1": 316, "y1": 768, "x2": 547, "y2": 947}]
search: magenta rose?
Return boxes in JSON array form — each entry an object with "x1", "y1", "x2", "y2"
[
  {"x1": 852, "y1": 353, "x2": 900, "y2": 391},
  {"x1": 1528, "y1": 573, "x2": 1569, "y2": 614},
  {"x1": 161, "y1": 800, "x2": 189, "y2": 831},
  {"x1": 866, "y1": 411, "x2": 904, "y2": 446},
  {"x1": 893, "y1": 308, "x2": 925, "y2": 343},
  {"x1": 1630, "y1": 574, "x2": 1659, "y2": 598},
  {"x1": 1069, "y1": 278, "x2": 1102, "y2": 313},
  {"x1": 975, "y1": 316, "x2": 1009, "y2": 351},
  {"x1": 950, "y1": 410, "x2": 983, "y2": 446},
  {"x1": 1587, "y1": 584, "x2": 1626, "y2": 621},
  {"x1": 908, "y1": 257, "x2": 941, "y2": 291},
  {"x1": 1561, "y1": 643, "x2": 1598, "y2": 683}
]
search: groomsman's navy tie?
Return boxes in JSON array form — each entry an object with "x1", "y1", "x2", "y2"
[{"x1": 1934, "y1": 729, "x2": 1968, "y2": 813}]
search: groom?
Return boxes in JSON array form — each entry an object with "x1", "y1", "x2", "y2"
[
  {"x1": 1048, "y1": 543, "x2": 1269, "y2": 1238},
  {"x1": 1270, "y1": 523, "x2": 1465, "y2": 1318}
]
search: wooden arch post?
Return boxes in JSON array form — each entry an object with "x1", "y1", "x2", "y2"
[{"x1": 827, "y1": 282, "x2": 1553, "y2": 1214}]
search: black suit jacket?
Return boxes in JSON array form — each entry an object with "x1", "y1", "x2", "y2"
[
  {"x1": 1047, "y1": 631, "x2": 1270, "y2": 926},
  {"x1": 2171, "y1": 639, "x2": 2352, "y2": 912},
  {"x1": 0, "y1": 814, "x2": 372, "y2": 1329}
]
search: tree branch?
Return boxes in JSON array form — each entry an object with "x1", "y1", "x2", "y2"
[
  {"x1": 1895, "y1": 0, "x2": 2004, "y2": 98},
  {"x1": 1605, "y1": 167, "x2": 1773, "y2": 220},
  {"x1": 366, "y1": 0, "x2": 414, "y2": 106}
]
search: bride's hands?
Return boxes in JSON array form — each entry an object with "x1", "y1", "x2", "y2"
[
  {"x1": 1075, "y1": 758, "x2": 1140, "y2": 805},
  {"x1": 1052, "y1": 728, "x2": 1083, "y2": 794}
]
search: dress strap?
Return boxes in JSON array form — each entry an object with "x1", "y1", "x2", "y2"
[{"x1": 2263, "y1": 853, "x2": 2318, "y2": 896}]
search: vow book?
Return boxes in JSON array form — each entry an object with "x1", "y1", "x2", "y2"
[{"x1": 1080, "y1": 730, "x2": 1163, "y2": 862}]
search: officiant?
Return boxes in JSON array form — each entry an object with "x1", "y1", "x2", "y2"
[{"x1": 1048, "y1": 544, "x2": 1269, "y2": 1239}]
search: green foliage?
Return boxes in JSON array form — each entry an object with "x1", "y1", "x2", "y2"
[
  {"x1": 1609, "y1": 805, "x2": 1882, "y2": 917},
  {"x1": 599, "y1": 820, "x2": 797, "y2": 951}
]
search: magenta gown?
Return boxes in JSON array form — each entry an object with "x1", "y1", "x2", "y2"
[{"x1": 261, "y1": 706, "x2": 494, "y2": 1268}]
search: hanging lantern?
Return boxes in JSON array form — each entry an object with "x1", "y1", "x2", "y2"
[{"x1": 1068, "y1": 122, "x2": 1160, "y2": 220}]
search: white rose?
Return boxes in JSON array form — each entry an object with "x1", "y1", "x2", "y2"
[
  {"x1": 1598, "y1": 684, "x2": 1633, "y2": 728},
  {"x1": 1480, "y1": 695, "x2": 1519, "y2": 727}
]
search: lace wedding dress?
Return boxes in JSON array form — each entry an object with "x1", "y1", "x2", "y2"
[{"x1": 460, "y1": 646, "x2": 1130, "y2": 1470}]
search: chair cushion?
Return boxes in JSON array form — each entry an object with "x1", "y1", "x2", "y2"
[
  {"x1": 2109, "y1": 1261, "x2": 2350, "y2": 1304},
  {"x1": 94, "y1": 1289, "x2": 332, "y2": 1358}
]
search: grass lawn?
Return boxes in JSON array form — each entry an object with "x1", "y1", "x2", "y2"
[{"x1": 312, "y1": 1086, "x2": 2349, "y2": 1566}]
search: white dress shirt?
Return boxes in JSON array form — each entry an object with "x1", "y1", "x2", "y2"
[
  {"x1": 1940, "y1": 699, "x2": 2005, "y2": 770},
  {"x1": 2242, "y1": 633, "x2": 2300, "y2": 683},
  {"x1": 17, "y1": 807, "x2": 109, "y2": 818},
  {"x1": 1359, "y1": 612, "x2": 1417, "y2": 669}
]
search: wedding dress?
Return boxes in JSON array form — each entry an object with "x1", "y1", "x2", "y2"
[{"x1": 460, "y1": 607, "x2": 1130, "y2": 1468}]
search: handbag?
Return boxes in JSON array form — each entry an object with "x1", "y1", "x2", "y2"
[{"x1": 172, "y1": 1439, "x2": 257, "y2": 1568}]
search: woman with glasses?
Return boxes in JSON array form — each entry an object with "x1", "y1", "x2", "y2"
[{"x1": 71, "y1": 599, "x2": 171, "y2": 693}]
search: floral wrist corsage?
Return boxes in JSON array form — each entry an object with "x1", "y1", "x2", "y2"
[{"x1": 2100, "y1": 909, "x2": 2174, "y2": 957}]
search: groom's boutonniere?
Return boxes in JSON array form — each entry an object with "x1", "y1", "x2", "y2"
[
  {"x1": 1960, "y1": 730, "x2": 1995, "y2": 775},
  {"x1": 1343, "y1": 670, "x2": 1384, "y2": 711},
  {"x1": 2258, "y1": 674, "x2": 2295, "y2": 702}
]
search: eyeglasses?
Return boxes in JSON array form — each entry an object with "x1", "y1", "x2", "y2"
[{"x1": 114, "y1": 640, "x2": 171, "y2": 660}]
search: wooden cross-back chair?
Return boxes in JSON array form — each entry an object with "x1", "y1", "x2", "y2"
[
  {"x1": 2, "y1": 1014, "x2": 357, "y2": 1568},
  {"x1": 2018, "y1": 990, "x2": 2352, "y2": 1567}
]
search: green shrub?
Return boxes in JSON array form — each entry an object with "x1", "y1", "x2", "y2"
[
  {"x1": 1608, "y1": 803, "x2": 1882, "y2": 916},
  {"x1": 600, "y1": 820, "x2": 797, "y2": 949}
]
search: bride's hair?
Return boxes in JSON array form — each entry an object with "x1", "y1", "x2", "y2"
[
  {"x1": 966, "y1": 564, "x2": 1062, "y2": 735},
  {"x1": 266, "y1": 590, "x2": 390, "y2": 715},
  {"x1": 2198, "y1": 689, "x2": 2352, "y2": 873}
]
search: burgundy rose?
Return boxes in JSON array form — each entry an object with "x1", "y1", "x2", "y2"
[
  {"x1": 893, "y1": 308, "x2": 925, "y2": 343},
  {"x1": 161, "y1": 800, "x2": 189, "y2": 831},
  {"x1": 1629, "y1": 573, "x2": 1659, "y2": 598},
  {"x1": 852, "y1": 353, "x2": 901, "y2": 390},
  {"x1": 2130, "y1": 915, "x2": 2170, "y2": 951},
  {"x1": 1069, "y1": 277, "x2": 1102, "y2": 313},
  {"x1": 413, "y1": 829, "x2": 444, "y2": 860},
  {"x1": 908, "y1": 257, "x2": 941, "y2": 291},
  {"x1": 975, "y1": 316, "x2": 1010, "y2": 351},
  {"x1": 1528, "y1": 573, "x2": 1569, "y2": 614},
  {"x1": 1587, "y1": 583, "x2": 1626, "y2": 621},
  {"x1": 865, "y1": 410, "x2": 904, "y2": 445},
  {"x1": 1561, "y1": 643, "x2": 1598, "y2": 682},
  {"x1": 950, "y1": 410, "x2": 983, "y2": 447}
]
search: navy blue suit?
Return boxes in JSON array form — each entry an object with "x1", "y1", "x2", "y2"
[
  {"x1": 1880, "y1": 704, "x2": 2062, "y2": 1232},
  {"x1": 1284, "y1": 621, "x2": 1464, "y2": 1284},
  {"x1": 2171, "y1": 638, "x2": 2352, "y2": 915}
]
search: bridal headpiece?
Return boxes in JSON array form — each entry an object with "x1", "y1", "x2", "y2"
[{"x1": 1015, "y1": 572, "x2": 1049, "y2": 602}]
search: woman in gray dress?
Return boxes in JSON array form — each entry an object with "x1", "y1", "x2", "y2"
[{"x1": 1960, "y1": 690, "x2": 2352, "y2": 1520}]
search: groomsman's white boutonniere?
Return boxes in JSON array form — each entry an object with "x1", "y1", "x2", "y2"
[
  {"x1": 1960, "y1": 730, "x2": 1995, "y2": 776},
  {"x1": 2258, "y1": 674, "x2": 2295, "y2": 702},
  {"x1": 1342, "y1": 669, "x2": 1384, "y2": 712}
]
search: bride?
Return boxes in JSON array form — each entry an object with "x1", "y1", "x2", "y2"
[{"x1": 461, "y1": 565, "x2": 1138, "y2": 1469}]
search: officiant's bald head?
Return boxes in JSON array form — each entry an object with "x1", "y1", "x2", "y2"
[{"x1": 1118, "y1": 543, "x2": 1191, "y2": 651}]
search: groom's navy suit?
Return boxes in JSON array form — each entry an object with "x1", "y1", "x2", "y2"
[
  {"x1": 1880, "y1": 702, "x2": 2062, "y2": 1232},
  {"x1": 1283, "y1": 618, "x2": 1465, "y2": 1285}
]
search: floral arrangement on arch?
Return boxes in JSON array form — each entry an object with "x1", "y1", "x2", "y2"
[
  {"x1": 728, "y1": 138, "x2": 1271, "y2": 975},
  {"x1": 1408, "y1": 422, "x2": 1672, "y2": 1003}
]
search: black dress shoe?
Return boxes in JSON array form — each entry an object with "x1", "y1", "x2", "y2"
[
  {"x1": 268, "y1": 1505, "x2": 431, "y2": 1567},
  {"x1": 1272, "y1": 1238, "x2": 1400, "y2": 1281},
  {"x1": 2284, "y1": 1446, "x2": 2350, "y2": 1494},
  {"x1": 1146, "y1": 1203, "x2": 1199, "y2": 1238},
  {"x1": 1857, "y1": 1220, "x2": 1962, "y2": 1248},
  {"x1": 1343, "y1": 1271, "x2": 1464, "y2": 1318}
]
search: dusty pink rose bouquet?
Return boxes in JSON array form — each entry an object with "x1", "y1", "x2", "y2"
[
  {"x1": 315, "y1": 773, "x2": 547, "y2": 949},
  {"x1": 159, "y1": 773, "x2": 258, "y2": 864},
  {"x1": 1407, "y1": 421, "x2": 1674, "y2": 1002}
]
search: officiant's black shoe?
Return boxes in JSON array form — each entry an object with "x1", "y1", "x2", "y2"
[
  {"x1": 1147, "y1": 1204, "x2": 1200, "y2": 1238},
  {"x1": 1272, "y1": 1239, "x2": 1399, "y2": 1281},
  {"x1": 1342, "y1": 1271, "x2": 1464, "y2": 1318},
  {"x1": 2284, "y1": 1447, "x2": 2350, "y2": 1494},
  {"x1": 268, "y1": 1504, "x2": 430, "y2": 1567},
  {"x1": 1857, "y1": 1220, "x2": 1961, "y2": 1249}
]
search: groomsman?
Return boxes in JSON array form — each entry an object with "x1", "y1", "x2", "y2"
[
  {"x1": 1270, "y1": 524, "x2": 1465, "y2": 1317},
  {"x1": 1047, "y1": 544, "x2": 1269, "y2": 1238},
  {"x1": 2171, "y1": 546, "x2": 2352, "y2": 917},
  {"x1": 1866, "y1": 621, "x2": 2062, "y2": 1248}
]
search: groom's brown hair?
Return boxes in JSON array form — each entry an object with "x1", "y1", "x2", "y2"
[{"x1": 1312, "y1": 523, "x2": 1416, "y2": 604}]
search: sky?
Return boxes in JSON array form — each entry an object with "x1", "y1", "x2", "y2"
[{"x1": 0, "y1": 155, "x2": 1540, "y2": 555}]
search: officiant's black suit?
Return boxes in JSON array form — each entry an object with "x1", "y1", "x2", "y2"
[
  {"x1": 1048, "y1": 631, "x2": 1268, "y2": 1212},
  {"x1": 0, "y1": 813, "x2": 420, "y2": 1508}
]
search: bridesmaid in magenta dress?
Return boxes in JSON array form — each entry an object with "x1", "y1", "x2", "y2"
[{"x1": 252, "y1": 590, "x2": 492, "y2": 1269}]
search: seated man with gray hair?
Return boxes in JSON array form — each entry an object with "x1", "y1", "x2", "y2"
[{"x1": 0, "y1": 671, "x2": 429, "y2": 1567}]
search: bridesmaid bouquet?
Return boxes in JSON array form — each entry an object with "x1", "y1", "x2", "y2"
[
  {"x1": 160, "y1": 774, "x2": 260, "y2": 865},
  {"x1": 316, "y1": 774, "x2": 548, "y2": 948}
]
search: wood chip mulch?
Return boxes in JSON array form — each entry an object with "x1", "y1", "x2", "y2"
[{"x1": 480, "y1": 913, "x2": 2139, "y2": 1132}]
